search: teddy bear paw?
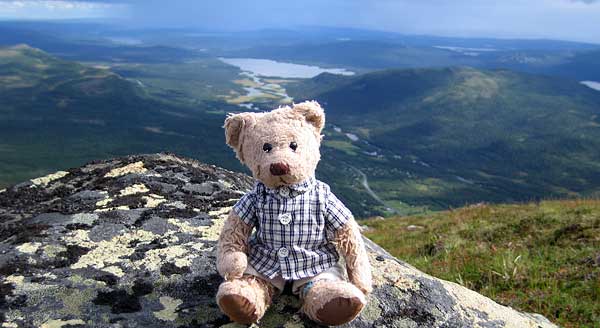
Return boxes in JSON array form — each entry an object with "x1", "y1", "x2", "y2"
[
  {"x1": 316, "y1": 295, "x2": 364, "y2": 326},
  {"x1": 302, "y1": 280, "x2": 366, "y2": 326},
  {"x1": 218, "y1": 293, "x2": 259, "y2": 324},
  {"x1": 216, "y1": 276, "x2": 274, "y2": 324}
]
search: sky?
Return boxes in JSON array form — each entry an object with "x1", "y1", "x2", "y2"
[{"x1": 1, "y1": 0, "x2": 600, "y2": 44}]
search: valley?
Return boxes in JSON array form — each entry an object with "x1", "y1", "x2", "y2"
[
  {"x1": 288, "y1": 67, "x2": 600, "y2": 215},
  {"x1": 1, "y1": 23, "x2": 600, "y2": 218}
]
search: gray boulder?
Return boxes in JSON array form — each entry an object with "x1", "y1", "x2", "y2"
[{"x1": 0, "y1": 154, "x2": 557, "y2": 327}]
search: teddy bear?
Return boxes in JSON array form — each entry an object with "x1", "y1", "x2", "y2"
[{"x1": 216, "y1": 100, "x2": 372, "y2": 326}]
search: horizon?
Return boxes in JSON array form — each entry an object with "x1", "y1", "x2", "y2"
[
  {"x1": 1, "y1": 0, "x2": 600, "y2": 44},
  {"x1": 2, "y1": 20, "x2": 600, "y2": 46}
]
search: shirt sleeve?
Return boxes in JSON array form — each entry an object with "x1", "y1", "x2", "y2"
[
  {"x1": 232, "y1": 191, "x2": 258, "y2": 227},
  {"x1": 325, "y1": 190, "x2": 354, "y2": 232}
]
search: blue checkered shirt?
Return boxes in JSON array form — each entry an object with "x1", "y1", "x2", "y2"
[{"x1": 232, "y1": 177, "x2": 353, "y2": 280}]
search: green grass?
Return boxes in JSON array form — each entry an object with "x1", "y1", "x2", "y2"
[
  {"x1": 106, "y1": 58, "x2": 245, "y2": 107},
  {"x1": 364, "y1": 199, "x2": 600, "y2": 328},
  {"x1": 323, "y1": 140, "x2": 360, "y2": 156}
]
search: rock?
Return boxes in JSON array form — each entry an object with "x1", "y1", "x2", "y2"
[
  {"x1": 406, "y1": 225, "x2": 424, "y2": 231},
  {"x1": 0, "y1": 153, "x2": 557, "y2": 327},
  {"x1": 358, "y1": 225, "x2": 372, "y2": 233}
]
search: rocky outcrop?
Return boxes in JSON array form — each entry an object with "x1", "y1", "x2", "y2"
[{"x1": 0, "y1": 154, "x2": 557, "y2": 327}]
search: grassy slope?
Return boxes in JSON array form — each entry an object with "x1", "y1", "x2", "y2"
[
  {"x1": 0, "y1": 45, "x2": 244, "y2": 187},
  {"x1": 364, "y1": 199, "x2": 600, "y2": 327},
  {"x1": 108, "y1": 59, "x2": 244, "y2": 108}
]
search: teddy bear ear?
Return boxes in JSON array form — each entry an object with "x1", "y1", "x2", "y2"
[
  {"x1": 224, "y1": 113, "x2": 255, "y2": 156},
  {"x1": 292, "y1": 100, "x2": 325, "y2": 134}
]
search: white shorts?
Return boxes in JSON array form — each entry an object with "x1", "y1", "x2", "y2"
[{"x1": 244, "y1": 262, "x2": 345, "y2": 298}]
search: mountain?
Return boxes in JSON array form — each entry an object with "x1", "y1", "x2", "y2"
[
  {"x1": 225, "y1": 40, "x2": 479, "y2": 71},
  {"x1": 288, "y1": 67, "x2": 600, "y2": 214},
  {"x1": 0, "y1": 153, "x2": 557, "y2": 327},
  {"x1": 0, "y1": 23, "x2": 201, "y2": 63},
  {"x1": 0, "y1": 45, "x2": 379, "y2": 218},
  {"x1": 0, "y1": 45, "x2": 239, "y2": 188},
  {"x1": 225, "y1": 38, "x2": 600, "y2": 80},
  {"x1": 4, "y1": 21, "x2": 598, "y2": 80},
  {"x1": 549, "y1": 49, "x2": 600, "y2": 81},
  {"x1": 3, "y1": 45, "x2": 600, "y2": 218},
  {"x1": 364, "y1": 199, "x2": 600, "y2": 327}
]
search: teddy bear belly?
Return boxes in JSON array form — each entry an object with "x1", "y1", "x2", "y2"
[{"x1": 246, "y1": 238, "x2": 341, "y2": 281}]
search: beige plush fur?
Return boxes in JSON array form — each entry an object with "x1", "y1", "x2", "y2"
[
  {"x1": 216, "y1": 275, "x2": 274, "y2": 324},
  {"x1": 217, "y1": 101, "x2": 372, "y2": 325},
  {"x1": 224, "y1": 101, "x2": 324, "y2": 189},
  {"x1": 334, "y1": 218, "x2": 373, "y2": 295},
  {"x1": 301, "y1": 279, "x2": 367, "y2": 325},
  {"x1": 216, "y1": 211, "x2": 253, "y2": 280}
]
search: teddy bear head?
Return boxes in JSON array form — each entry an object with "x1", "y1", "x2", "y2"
[{"x1": 224, "y1": 101, "x2": 325, "y2": 189}]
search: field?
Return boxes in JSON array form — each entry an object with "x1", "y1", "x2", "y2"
[
  {"x1": 106, "y1": 59, "x2": 244, "y2": 108},
  {"x1": 364, "y1": 199, "x2": 600, "y2": 328}
]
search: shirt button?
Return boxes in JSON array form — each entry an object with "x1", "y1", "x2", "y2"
[
  {"x1": 279, "y1": 213, "x2": 292, "y2": 225},
  {"x1": 277, "y1": 247, "x2": 289, "y2": 258},
  {"x1": 279, "y1": 188, "x2": 290, "y2": 197}
]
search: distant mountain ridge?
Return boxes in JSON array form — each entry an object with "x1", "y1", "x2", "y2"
[
  {"x1": 3, "y1": 21, "x2": 599, "y2": 80},
  {"x1": 226, "y1": 37, "x2": 600, "y2": 80}
]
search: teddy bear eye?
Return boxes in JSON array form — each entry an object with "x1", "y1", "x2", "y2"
[
  {"x1": 289, "y1": 142, "x2": 298, "y2": 151},
  {"x1": 262, "y1": 143, "x2": 273, "y2": 153}
]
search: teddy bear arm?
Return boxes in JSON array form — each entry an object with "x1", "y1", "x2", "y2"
[
  {"x1": 216, "y1": 211, "x2": 253, "y2": 279},
  {"x1": 334, "y1": 218, "x2": 373, "y2": 295}
]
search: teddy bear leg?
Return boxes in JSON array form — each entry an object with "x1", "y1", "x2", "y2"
[
  {"x1": 216, "y1": 275, "x2": 275, "y2": 324},
  {"x1": 301, "y1": 279, "x2": 367, "y2": 326}
]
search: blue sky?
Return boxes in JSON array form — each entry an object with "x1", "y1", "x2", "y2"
[{"x1": 1, "y1": 0, "x2": 600, "y2": 43}]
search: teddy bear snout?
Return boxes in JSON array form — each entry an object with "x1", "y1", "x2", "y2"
[{"x1": 269, "y1": 162, "x2": 290, "y2": 176}]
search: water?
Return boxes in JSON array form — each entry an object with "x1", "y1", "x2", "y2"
[
  {"x1": 581, "y1": 81, "x2": 600, "y2": 91},
  {"x1": 219, "y1": 58, "x2": 353, "y2": 110},
  {"x1": 107, "y1": 37, "x2": 143, "y2": 45},
  {"x1": 434, "y1": 46, "x2": 498, "y2": 57},
  {"x1": 345, "y1": 133, "x2": 359, "y2": 142},
  {"x1": 219, "y1": 57, "x2": 354, "y2": 78}
]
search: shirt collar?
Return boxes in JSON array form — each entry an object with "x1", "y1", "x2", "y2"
[{"x1": 256, "y1": 176, "x2": 317, "y2": 198}]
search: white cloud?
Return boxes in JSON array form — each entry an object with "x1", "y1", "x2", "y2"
[{"x1": 0, "y1": 1, "x2": 128, "y2": 19}]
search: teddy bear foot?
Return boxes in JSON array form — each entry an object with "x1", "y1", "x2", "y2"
[
  {"x1": 302, "y1": 280, "x2": 366, "y2": 326},
  {"x1": 216, "y1": 276, "x2": 274, "y2": 324}
]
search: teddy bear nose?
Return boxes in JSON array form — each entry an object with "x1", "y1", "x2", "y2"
[{"x1": 270, "y1": 162, "x2": 290, "y2": 176}]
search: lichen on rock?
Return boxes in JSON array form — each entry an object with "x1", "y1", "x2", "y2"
[
  {"x1": 30, "y1": 171, "x2": 69, "y2": 187},
  {"x1": 0, "y1": 153, "x2": 557, "y2": 327},
  {"x1": 104, "y1": 161, "x2": 147, "y2": 178}
]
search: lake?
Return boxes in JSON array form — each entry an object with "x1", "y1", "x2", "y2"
[
  {"x1": 581, "y1": 81, "x2": 600, "y2": 91},
  {"x1": 218, "y1": 58, "x2": 354, "y2": 110},
  {"x1": 219, "y1": 57, "x2": 354, "y2": 78}
]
